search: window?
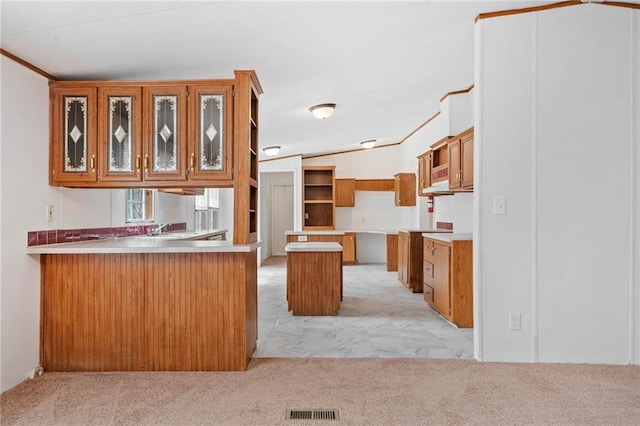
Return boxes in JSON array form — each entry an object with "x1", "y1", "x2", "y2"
[
  {"x1": 126, "y1": 189, "x2": 154, "y2": 222},
  {"x1": 194, "y1": 188, "x2": 219, "y2": 230}
]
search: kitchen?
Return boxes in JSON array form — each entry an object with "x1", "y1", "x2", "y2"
[{"x1": 2, "y1": 0, "x2": 640, "y2": 399}]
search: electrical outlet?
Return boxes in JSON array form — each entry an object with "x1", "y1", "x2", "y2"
[
  {"x1": 509, "y1": 312, "x2": 521, "y2": 330},
  {"x1": 297, "y1": 235, "x2": 308, "y2": 242},
  {"x1": 47, "y1": 205, "x2": 54, "y2": 222},
  {"x1": 28, "y1": 366, "x2": 44, "y2": 379}
]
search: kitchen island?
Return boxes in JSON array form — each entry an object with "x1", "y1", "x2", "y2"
[{"x1": 28, "y1": 235, "x2": 260, "y2": 372}]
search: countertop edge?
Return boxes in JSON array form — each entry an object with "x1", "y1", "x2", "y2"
[
  {"x1": 27, "y1": 239, "x2": 261, "y2": 254},
  {"x1": 421, "y1": 233, "x2": 473, "y2": 242}
]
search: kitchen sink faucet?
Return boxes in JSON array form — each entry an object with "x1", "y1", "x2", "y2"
[{"x1": 148, "y1": 223, "x2": 170, "y2": 236}]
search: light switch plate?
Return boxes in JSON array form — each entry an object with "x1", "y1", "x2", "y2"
[{"x1": 493, "y1": 196, "x2": 507, "y2": 215}]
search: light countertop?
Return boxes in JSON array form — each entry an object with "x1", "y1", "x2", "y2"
[
  {"x1": 399, "y1": 228, "x2": 453, "y2": 234},
  {"x1": 285, "y1": 229, "x2": 400, "y2": 236},
  {"x1": 421, "y1": 232, "x2": 473, "y2": 242},
  {"x1": 26, "y1": 229, "x2": 261, "y2": 254},
  {"x1": 285, "y1": 242, "x2": 343, "y2": 252}
]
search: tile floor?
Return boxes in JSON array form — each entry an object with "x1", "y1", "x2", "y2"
[{"x1": 254, "y1": 257, "x2": 473, "y2": 359}]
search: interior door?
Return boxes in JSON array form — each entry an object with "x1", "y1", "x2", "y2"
[{"x1": 271, "y1": 184, "x2": 294, "y2": 256}]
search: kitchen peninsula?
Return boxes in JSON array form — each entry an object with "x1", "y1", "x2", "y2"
[
  {"x1": 29, "y1": 70, "x2": 263, "y2": 373},
  {"x1": 28, "y1": 236, "x2": 259, "y2": 371}
]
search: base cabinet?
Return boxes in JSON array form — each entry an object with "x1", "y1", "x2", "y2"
[
  {"x1": 397, "y1": 231, "x2": 424, "y2": 293},
  {"x1": 423, "y1": 237, "x2": 473, "y2": 328},
  {"x1": 342, "y1": 232, "x2": 357, "y2": 264},
  {"x1": 40, "y1": 252, "x2": 257, "y2": 371}
]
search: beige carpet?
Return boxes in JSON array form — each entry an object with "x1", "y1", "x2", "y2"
[{"x1": 2, "y1": 358, "x2": 639, "y2": 425}]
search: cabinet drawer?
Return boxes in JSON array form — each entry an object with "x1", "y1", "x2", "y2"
[
  {"x1": 423, "y1": 284, "x2": 434, "y2": 304},
  {"x1": 423, "y1": 261, "x2": 434, "y2": 281},
  {"x1": 423, "y1": 239, "x2": 435, "y2": 261}
]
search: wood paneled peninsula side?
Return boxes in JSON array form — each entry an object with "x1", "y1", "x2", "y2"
[{"x1": 28, "y1": 237, "x2": 259, "y2": 372}]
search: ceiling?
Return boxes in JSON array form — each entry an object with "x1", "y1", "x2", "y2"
[{"x1": 1, "y1": 1, "x2": 548, "y2": 159}]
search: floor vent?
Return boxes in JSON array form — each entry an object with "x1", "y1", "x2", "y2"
[{"x1": 286, "y1": 409, "x2": 340, "y2": 421}]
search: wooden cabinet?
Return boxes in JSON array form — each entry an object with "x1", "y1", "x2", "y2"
[
  {"x1": 417, "y1": 151, "x2": 432, "y2": 196},
  {"x1": 97, "y1": 86, "x2": 143, "y2": 182},
  {"x1": 232, "y1": 70, "x2": 261, "y2": 244},
  {"x1": 342, "y1": 232, "x2": 356, "y2": 264},
  {"x1": 397, "y1": 230, "x2": 423, "y2": 293},
  {"x1": 50, "y1": 86, "x2": 98, "y2": 185},
  {"x1": 142, "y1": 85, "x2": 189, "y2": 182},
  {"x1": 50, "y1": 79, "x2": 237, "y2": 187},
  {"x1": 448, "y1": 127, "x2": 474, "y2": 191},
  {"x1": 386, "y1": 234, "x2": 398, "y2": 272},
  {"x1": 335, "y1": 178, "x2": 356, "y2": 207},
  {"x1": 394, "y1": 173, "x2": 416, "y2": 206},
  {"x1": 423, "y1": 236, "x2": 473, "y2": 328},
  {"x1": 429, "y1": 136, "x2": 452, "y2": 185},
  {"x1": 302, "y1": 166, "x2": 335, "y2": 230}
]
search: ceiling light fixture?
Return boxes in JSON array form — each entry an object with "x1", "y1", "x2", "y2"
[
  {"x1": 309, "y1": 103, "x2": 336, "y2": 120},
  {"x1": 360, "y1": 139, "x2": 376, "y2": 149},
  {"x1": 262, "y1": 145, "x2": 281, "y2": 157}
]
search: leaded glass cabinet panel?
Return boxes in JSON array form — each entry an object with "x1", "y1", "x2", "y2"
[
  {"x1": 188, "y1": 85, "x2": 233, "y2": 181},
  {"x1": 143, "y1": 86, "x2": 187, "y2": 181},
  {"x1": 50, "y1": 86, "x2": 97, "y2": 184},
  {"x1": 98, "y1": 87, "x2": 142, "y2": 182}
]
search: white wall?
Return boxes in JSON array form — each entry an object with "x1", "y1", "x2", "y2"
[
  {"x1": 304, "y1": 93, "x2": 475, "y2": 234},
  {"x1": 475, "y1": 4, "x2": 639, "y2": 364}
]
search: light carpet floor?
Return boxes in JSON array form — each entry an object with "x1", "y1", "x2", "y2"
[{"x1": 2, "y1": 358, "x2": 639, "y2": 425}]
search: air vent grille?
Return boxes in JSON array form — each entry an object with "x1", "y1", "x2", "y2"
[{"x1": 286, "y1": 409, "x2": 340, "y2": 421}]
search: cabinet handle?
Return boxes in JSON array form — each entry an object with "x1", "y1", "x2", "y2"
[
  {"x1": 144, "y1": 156, "x2": 149, "y2": 170},
  {"x1": 90, "y1": 155, "x2": 95, "y2": 171},
  {"x1": 136, "y1": 156, "x2": 141, "y2": 170},
  {"x1": 190, "y1": 153, "x2": 195, "y2": 172}
]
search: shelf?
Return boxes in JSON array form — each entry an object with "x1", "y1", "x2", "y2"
[{"x1": 302, "y1": 166, "x2": 335, "y2": 230}]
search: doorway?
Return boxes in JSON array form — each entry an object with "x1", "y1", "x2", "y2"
[{"x1": 271, "y1": 184, "x2": 294, "y2": 255}]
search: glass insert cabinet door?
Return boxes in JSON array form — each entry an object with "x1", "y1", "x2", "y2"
[
  {"x1": 51, "y1": 87, "x2": 97, "y2": 183},
  {"x1": 143, "y1": 86, "x2": 187, "y2": 181},
  {"x1": 188, "y1": 85, "x2": 233, "y2": 181},
  {"x1": 98, "y1": 87, "x2": 142, "y2": 181}
]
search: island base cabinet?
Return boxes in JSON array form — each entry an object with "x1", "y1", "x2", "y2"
[
  {"x1": 40, "y1": 252, "x2": 257, "y2": 372},
  {"x1": 287, "y1": 250, "x2": 342, "y2": 316}
]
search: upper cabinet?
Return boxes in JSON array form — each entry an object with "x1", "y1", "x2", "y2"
[
  {"x1": 429, "y1": 136, "x2": 452, "y2": 185},
  {"x1": 50, "y1": 87, "x2": 98, "y2": 184},
  {"x1": 50, "y1": 79, "x2": 237, "y2": 188},
  {"x1": 417, "y1": 128, "x2": 474, "y2": 195},
  {"x1": 335, "y1": 178, "x2": 356, "y2": 207},
  {"x1": 417, "y1": 151, "x2": 432, "y2": 196},
  {"x1": 188, "y1": 84, "x2": 233, "y2": 182},
  {"x1": 97, "y1": 86, "x2": 142, "y2": 182},
  {"x1": 394, "y1": 173, "x2": 416, "y2": 206},
  {"x1": 448, "y1": 127, "x2": 474, "y2": 191},
  {"x1": 143, "y1": 86, "x2": 188, "y2": 182}
]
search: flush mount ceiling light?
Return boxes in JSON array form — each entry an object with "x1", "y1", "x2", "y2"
[
  {"x1": 360, "y1": 139, "x2": 376, "y2": 149},
  {"x1": 309, "y1": 103, "x2": 336, "y2": 120},
  {"x1": 262, "y1": 145, "x2": 281, "y2": 157}
]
